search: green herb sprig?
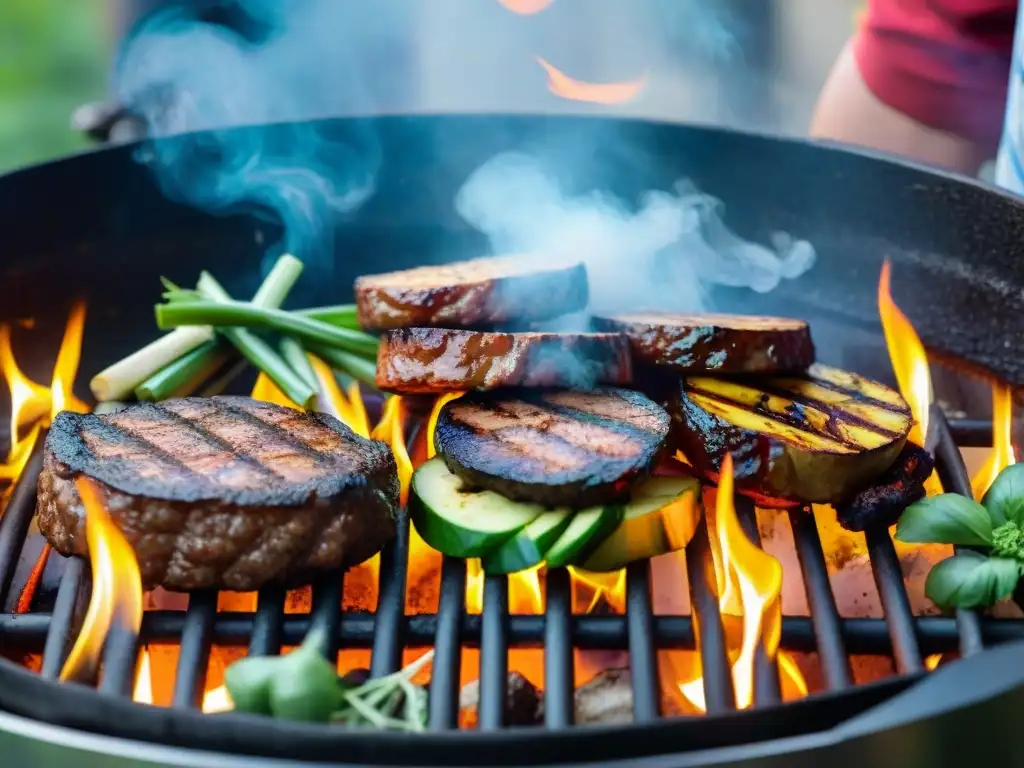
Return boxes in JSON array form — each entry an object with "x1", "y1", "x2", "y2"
[
  {"x1": 224, "y1": 628, "x2": 433, "y2": 730},
  {"x1": 896, "y1": 463, "x2": 1024, "y2": 610}
]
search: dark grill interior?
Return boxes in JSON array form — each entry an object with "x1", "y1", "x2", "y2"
[{"x1": 0, "y1": 406, "x2": 1019, "y2": 732}]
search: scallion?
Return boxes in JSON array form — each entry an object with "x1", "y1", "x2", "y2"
[
  {"x1": 134, "y1": 340, "x2": 232, "y2": 401},
  {"x1": 278, "y1": 337, "x2": 318, "y2": 390},
  {"x1": 305, "y1": 343, "x2": 378, "y2": 387},
  {"x1": 300, "y1": 304, "x2": 360, "y2": 329}
]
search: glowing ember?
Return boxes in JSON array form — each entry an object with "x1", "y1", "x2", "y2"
[
  {"x1": 60, "y1": 478, "x2": 144, "y2": 683},
  {"x1": 675, "y1": 454, "x2": 791, "y2": 710},
  {"x1": 497, "y1": 0, "x2": 554, "y2": 13},
  {"x1": 971, "y1": 384, "x2": 1016, "y2": 500},
  {"x1": 536, "y1": 58, "x2": 648, "y2": 104},
  {"x1": 877, "y1": 260, "x2": 942, "y2": 496}
]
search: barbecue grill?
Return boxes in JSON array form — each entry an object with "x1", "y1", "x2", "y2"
[{"x1": 0, "y1": 114, "x2": 1023, "y2": 767}]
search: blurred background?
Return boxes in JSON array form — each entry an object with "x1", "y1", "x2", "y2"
[{"x1": 0, "y1": 0, "x2": 864, "y2": 175}]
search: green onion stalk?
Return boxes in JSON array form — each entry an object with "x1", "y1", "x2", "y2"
[{"x1": 305, "y1": 343, "x2": 378, "y2": 388}]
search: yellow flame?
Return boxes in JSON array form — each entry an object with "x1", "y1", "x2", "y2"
[
  {"x1": 568, "y1": 567, "x2": 626, "y2": 613},
  {"x1": 309, "y1": 355, "x2": 371, "y2": 438},
  {"x1": 133, "y1": 648, "x2": 154, "y2": 704},
  {"x1": 250, "y1": 372, "x2": 298, "y2": 410},
  {"x1": 971, "y1": 384, "x2": 1016, "y2": 500},
  {"x1": 877, "y1": 260, "x2": 943, "y2": 495},
  {"x1": 372, "y1": 396, "x2": 412, "y2": 506},
  {"x1": 426, "y1": 391, "x2": 464, "y2": 460},
  {"x1": 49, "y1": 302, "x2": 89, "y2": 420},
  {"x1": 60, "y1": 478, "x2": 143, "y2": 683}
]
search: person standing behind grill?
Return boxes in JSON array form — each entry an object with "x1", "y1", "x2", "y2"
[{"x1": 811, "y1": 0, "x2": 1024, "y2": 193}]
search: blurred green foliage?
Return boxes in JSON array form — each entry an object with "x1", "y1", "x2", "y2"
[{"x1": 0, "y1": 0, "x2": 108, "y2": 173}]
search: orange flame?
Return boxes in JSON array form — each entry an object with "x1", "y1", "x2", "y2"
[
  {"x1": 971, "y1": 384, "x2": 1016, "y2": 500},
  {"x1": 676, "y1": 455, "x2": 795, "y2": 709},
  {"x1": 426, "y1": 391, "x2": 464, "y2": 460},
  {"x1": 567, "y1": 567, "x2": 626, "y2": 613},
  {"x1": 49, "y1": 302, "x2": 89, "y2": 419},
  {"x1": 249, "y1": 372, "x2": 298, "y2": 410},
  {"x1": 536, "y1": 58, "x2": 648, "y2": 104},
  {"x1": 60, "y1": 478, "x2": 143, "y2": 683},
  {"x1": 877, "y1": 260, "x2": 943, "y2": 495},
  {"x1": 309, "y1": 355, "x2": 370, "y2": 438},
  {"x1": 498, "y1": 0, "x2": 554, "y2": 13},
  {"x1": 372, "y1": 397, "x2": 412, "y2": 506}
]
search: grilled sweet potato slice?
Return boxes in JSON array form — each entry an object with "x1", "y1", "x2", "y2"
[
  {"x1": 670, "y1": 364, "x2": 912, "y2": 503},
  {"x1": 435, "y1": 388, "x2": 669, "y2": 506},
  {"x1": 355, "y1": 255, "x2": 588, "y2": 331},
  {"x1": 593, "y1": 312, "x2": 814, "y2": 374},
  {"x1": 376, "y1": 328, "x2": 632, "y2": 394}
]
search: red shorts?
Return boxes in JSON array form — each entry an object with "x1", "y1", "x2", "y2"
[{"x1": 854, "y1": 0, "x2": 1018, "y2": 148}]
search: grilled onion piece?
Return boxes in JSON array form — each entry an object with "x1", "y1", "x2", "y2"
[
  {"x1": 670, "y1": 364, "x2": 912, "y2": 503},
  {"x1": 355, "y1": 255, "x2": 588, "y2": 331},
  {"x1": 435, "y1": 388, "x2": 670, "y2": 507},
  {"x1": 376, "y1": 328, "x2": 632, "y2": 394},
  {"x1": 593, "y1": 312, "x2": 814, "y2": 374}
]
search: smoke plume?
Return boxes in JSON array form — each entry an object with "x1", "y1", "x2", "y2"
[{"x1": 455, "y1": 152, "x2": 816, "y2": 315}]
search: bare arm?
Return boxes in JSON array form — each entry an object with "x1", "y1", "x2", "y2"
[{"x1": 810, "y1": 41, "x2": 992, "y2": 175}]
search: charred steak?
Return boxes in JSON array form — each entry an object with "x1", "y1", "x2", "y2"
[
  {"x1": 434, "y1": 388, "x2": 670, "y2": 507},
  {"x1": 355, "y1": 255, "x2": 589, "y2": 331},
  {"x1": 376, "y1": 327, "x2": 632, "y2": 394},
  {"x1": 36, "y1": 396, "x2": 399, "y2": 591},
  {"x1": 593, "y1": 312, "x2": 815, "y2": 374}
]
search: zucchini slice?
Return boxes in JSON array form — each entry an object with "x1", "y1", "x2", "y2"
[
  {"x1": 545, "y1": 506, "x2": 623, "y2": 569},
  {"x1": 409, "y1": 457, "x2": 544, "y2": 558},
  {"x1": 481, "y1": 510, "x2": 574, "y2": 574},
  {"x1": 670, "y1": 363, "x2": 912, "y2": 503},
  {"x1": 574, "y1": 475, "x2": 703, "y2": 572}
]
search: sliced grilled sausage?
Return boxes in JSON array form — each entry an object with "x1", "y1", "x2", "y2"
[
  {"x1": 669, "y1": 364, "x2": 912, "y2": 503},
  {"x1": 355, "y1": 255, "x2": 588, "y2": 331},
  {"x1": 376, "y1": 328, "x2": 632, "y2": 394},
  {"x1": 435, "y1": 388, "x2": 669, "y2": 507},
  {"x1": 593, "y1": 312, "x2": 814, "y2": 374},
  {"x1": 36, "y1": 396, "x2": 399, "y2": 591}
]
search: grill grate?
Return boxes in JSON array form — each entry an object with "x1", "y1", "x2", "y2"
[{"x1": 0, "y1": 410, "x2": 1020, "y2": 729}]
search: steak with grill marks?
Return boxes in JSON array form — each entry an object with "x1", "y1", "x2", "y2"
[
  {"x1": 434, "y1": 388, "x2": 670, "y2": 507},
  {"x1": 36, "y1": 396, "x2": 399, "y2": 592}
]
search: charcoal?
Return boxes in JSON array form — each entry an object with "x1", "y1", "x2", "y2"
[
  {"x1": 573, "y1": 668, "x2": 633, "y2": 725},
  {"x1": 459, "y1": 672, "x2": 543, "y2": 726},
  {"x1": 835, "y1": 444, "x2": 935, "y2": 532}
]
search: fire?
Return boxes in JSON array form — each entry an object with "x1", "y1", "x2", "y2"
[
  {"x1": 309, "y1": 355, "x2": 370, "y2": 438},
  {"x1": 877, "y1": 260, "x2": 942, "y2": 495},
  {"x1": 426, "y1": 391, "x2": 464, "y2": 460},
  {"x1": 536, "y1": 58, "x2": 648, "y2": 104},
  {"x1": 49, "y1": 302, "x2": 89, "y2": 419},
  {"x1": 497, "y1": 0, "x2": 554, "y2": 13},
  {"x1": 60, "y1": 478, "x2": 143, "y2": 683},
  {"x1": 372, "y1": 396, "x2": 413, "y2": 506},
  {"x1": 971, "y1": 384, "x2": 1016, "y2": 500},
  {"x1": 672, "y1": 455, "x2": 806, "y2": 710},
  {"x1": 568, "y1": 567, "x2": 626, "y2": 614}
]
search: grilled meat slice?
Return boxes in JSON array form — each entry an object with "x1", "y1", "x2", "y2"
[
  {"x1": 834, "y1": 443, "x2": 934, "y2": 531},
  {"x1": 376, "y1": 328, "x2": 632, "y2": 395},
  {"x1": 669, "y1": 364, "x2": 912, "y2": 504},
  {"x1": 593, "y1": 312, "x2": 814, "y2": 374},
  {"x1": 355, "y1": 255, "x2": 588, "y2": 332},
  {"x1": 36, "y1": 396, "x2": 399, "y2": 592},
  {"x1": 435, "y1": 388, "x2": 669, "y2": 507}
]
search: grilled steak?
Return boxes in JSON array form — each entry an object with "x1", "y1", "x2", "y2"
[
  {"x1": 36, "y1": 396, "x2": 399, "y2": 591},
  {"x1": 435, "y1": 388, "x2": 669, "y2": 506},
  {"x1": 593, "y1": 312, "x2": 815, "y2": 374},
  {"x1": 376, "y1": 327, "x2": 632, "y2": 394},
  {"x1": 355, "y1": 255, "x2": 589, "y2": 332}
]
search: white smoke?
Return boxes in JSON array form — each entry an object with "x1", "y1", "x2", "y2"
[{"x1": 455, "y1": 152, "x2": 816, "y2": 315}]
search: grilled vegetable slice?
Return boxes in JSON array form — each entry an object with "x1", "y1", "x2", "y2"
[
  {"x1": 355, "y1": 255, "x2": 589, "y2": 332},
  {"x1": 544, "y1": 506, "x2": 623, "y2": 569},
  {"x1": 593, "y1": 312, "x2": 814, "y2": 374},
  {"x1": 481, "y1": 510, "x2": 574, "y2": 574},
  {"x1": 670, "y1": 364, "x2": 912, "y2": 503},
  {"x1": 409, "y1": 457, "x2": 544, "y2": 558},
  {"x1": 435, "y1": 388, "x2": 670, "y2": 507},
  {"x1": 376, "y1": 328, "x2": 632, "y2": 394},
  {"x1": 574, "y1": 475, "x2": 703, "y2": 572}
]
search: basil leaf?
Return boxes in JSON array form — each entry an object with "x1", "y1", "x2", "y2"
[
  {"x1": 925, "y1": 551, "x2": 1020, "y2": 610},
  {"x1": 224, "y1": 655, "x2": 278, "y2": 715},
  {"x1": 895, "y1": 494, "x2": 993, "y2": 546},
  {"x1": 267, "y1": 639, "x2": 343, "y2": 722},
  {"x1": 982, "y1": 463, "x2": 1024, "y2": 527}
]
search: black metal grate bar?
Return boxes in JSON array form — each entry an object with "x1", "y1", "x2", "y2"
[
  {"x1": 684, "y1": 520, "x2": 735, "y2": 713},
  {"x1": 99, "y1": 622, "x2": 140, "y2": 697},
  {"x1": 930, "y1": 406, "x2": 985, "y2": 657},
  {"x1": 788, "y1": 509, "x2": 852, "y2": 690},
  {"x1": 947, "y1": 419, "x2": 993, "y2": 448},
  {"x1": 477, "y1": 574, "x2": 508, "y2": 731},
  {"x1": 370, "y1": 515, "x2": 409, "y2": 678},
  {"x1": 248, "y1": 586, "x2": 286, "y2": 657},
  {"x1": 865, "y1": 527, "x2": 924, "y2": 673},
  {"x1": 0, "y1": 446, "x2": 44, "y2": 607},
  {"x1": 543, "y1": 566, "x2": 574, "y2": 729},
  {"x1": 734, "y1": 497, "x2": 782, "y2": 706},
  {"x1": 311, "y1": 571, "x2": 344, "y2": 663},
  {"x1": 427, "y1": 556, "x2": 466, "y2": 731},
  {"x1": 40, "y1": 556, "x2": 84, "y2": 679},
  {"x1": 625, "y1": 561, "x2": 659, "y2": 722},
  {"x1": 171, "y1": 590, "x2": 218, "y2": 709}
]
